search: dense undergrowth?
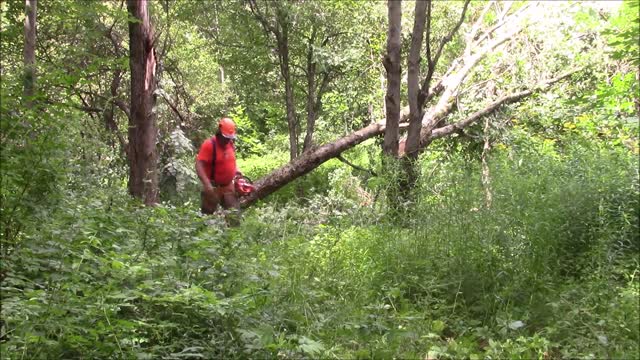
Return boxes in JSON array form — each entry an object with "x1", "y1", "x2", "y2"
[{"x1": 1, "y1": 144, "x2": 638, "y2": 359}]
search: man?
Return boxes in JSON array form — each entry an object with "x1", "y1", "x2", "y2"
[{"x1": 195, "y1": 117, "x2": 242, "y2": 215}]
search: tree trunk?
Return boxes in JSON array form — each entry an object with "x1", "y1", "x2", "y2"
[
  {"x1": 23, "y1": 0, "x2": 37, "y2": 106},
  {"x1": 276, "y1": 10, "x2": 299, "y2": 161},
  {"x1": 241, "y1": 122, "x2": 385, "y2": 208},
  {"x1": 402, "y1": 0, "x2": 428, "y2": 189},
  {"x1": 382, "y1": 0, "x2": 402, "y2": 157},
  {"x1": 127, "y1": 0, "x2": 159, "y2": 206},
  {"x1": 303, "y1": 27, "x2": 317, "y2": 153},
  {"x1": 247, "y1": 1, "x2": 299, "y2": 161}
]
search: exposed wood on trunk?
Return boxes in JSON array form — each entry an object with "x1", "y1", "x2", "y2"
[
  {"x1": 127, "y1": 0, "x2": 159, "y2": 206},
  {"x1": 23, "y1": 0, "x2": 37, "y2": 106},
  {"x1": 382, "y1": 0, "x2": 402, "y2": 157}
]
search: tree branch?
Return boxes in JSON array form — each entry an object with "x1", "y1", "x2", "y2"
[
  {"x1": 157, "y1": 89, "x2": 187, "y2": 124},
  {"x1": 474, "y1": 3, "x2": 531, "y2": 46},
  {"x1": 421, "y1": 25, "x2": 523, "y2": 133},
  {"x1": 313, "y1": 70, "x2": 332, "y2": 114},
  {"x1": 336, "y1": 154, "x2": 377, "y2": 176},
  {"x1": 248, "y1": 0, "x2": 280, "y2": 39},
  {"x1": 426, "y1": 68, "x2": 581, "y2": 144},
  {"x1": 113, "y1": 99, "x2": 130, "y2": 119},
  {"x1": 420, "y1": 0, "x2": 470, "y2": 107}
]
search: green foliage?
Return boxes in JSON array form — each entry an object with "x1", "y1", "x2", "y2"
[
  {"x1": 1, "y1": 189, "x2": 246, "y2": 358},
  {"x1": 604, "y1": 0, "x2": 640, "y2": 66},
  {"x1": 6, "y1": 141, "x2": 637, "y2": 359},
  {"x1": 236, "y1": 143, "x2": 639, "y2": 359},
  {"x1": 1, "y1": 1, "x2": 638, "y2": 359},
  {"x1": 0, "y1": 92, "x2": 71, "y2": 251},
  {"x1": 228, "y1": 106, "x2": 265, "y2": 157}
]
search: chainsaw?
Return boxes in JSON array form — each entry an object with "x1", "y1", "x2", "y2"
[{"x1": 234, "y1": 174, "x2": 255, "y2": 196}]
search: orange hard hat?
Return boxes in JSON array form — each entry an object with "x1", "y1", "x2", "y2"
[{"x1": 218, "y1": 117, "x2": 236, "y2": 139}]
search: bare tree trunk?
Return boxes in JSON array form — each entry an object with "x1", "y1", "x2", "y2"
[
  {"x1": 303, "y1": 47, "x2": 332, "y2": 152},
  {"x1": 127, "y1": 0, "x2": 159, "y2": 206},
  {"x1": 280, "y1": 38, "x2": 299, "y2": 160},
  {"x1": 274, "y1": 8, "x2": 299, "y2": 161},
  {"x1": 248, "y1": 1, "x2": 299, "y2": 160},
  {"x1": 218, "y1": 66, "x2": 225, "y2": 84},
  {"x1": 23, "y1": 0, "x2": 37, "y2": 106},
  {"x1": 402, "y1": 0, "x2": 428, "y2": 189},
  {"x1": 303, "y1": 27, "x2": 318, "y2": 153},
  {"x1": 382, "y1": 0, "x2": 402, "y2": 157}
]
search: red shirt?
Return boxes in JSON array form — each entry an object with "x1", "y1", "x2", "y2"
[{"x1": 197, "y1": 136, "x2": 237, "y2": 185}]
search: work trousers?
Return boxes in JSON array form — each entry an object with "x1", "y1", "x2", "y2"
[{"x1": 201, "y1": 182, "x2": 239, "y2": 214}]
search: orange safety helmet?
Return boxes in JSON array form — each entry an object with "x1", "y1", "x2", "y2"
[{"x1": 218, "y1": 117, "x2": 236, "y2": 139}]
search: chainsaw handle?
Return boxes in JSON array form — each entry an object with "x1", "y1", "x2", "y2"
[{"x1": 236, "y1": 173, "x2": 253, "y2": 184}]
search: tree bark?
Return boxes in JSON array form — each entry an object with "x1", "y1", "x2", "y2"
[
  {"x1": 303, "y1": 27, "x2": 318, "y2": 153},
  {"x1": 127, "y1": 0, "x2": 159, "y2": 206},
  {"x1": 23, "y1": 0, "x2": 37, "y2": 106},
  {"x1": 404, "y1": 0, "x2": 428, "y2": 163},
  {"x1": 241, "y1": 122, "x2": 385, "y2": 208},
  {"x1": 398, "y1": 0, "x2": 429, "y2": 196},
  {"x1": 278, "y1": 25, "x2": 299, "y2": 161},
  {"x1": 382, "y1": 0, "x2": 402, "y2": 157}
]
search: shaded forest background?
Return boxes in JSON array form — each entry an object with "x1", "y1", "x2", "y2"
[{"x1": 1, "y1": 0, "x2": 638, "y2": 358}]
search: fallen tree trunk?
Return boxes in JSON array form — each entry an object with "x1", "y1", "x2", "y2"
[
  {"x1": 241, "y1": 121, "x2": 385, "y2": 208},
  {"x1": 240, "y1": 69, "x2": 579, "y2": 209}
]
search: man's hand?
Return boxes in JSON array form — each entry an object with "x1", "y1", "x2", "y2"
[{"x1": 204, "y1": 182, "x2": 216, "y2": 198}]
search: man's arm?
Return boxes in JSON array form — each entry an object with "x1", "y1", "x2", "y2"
[{"x1": 195, "y1": 159, "x2": 214, "y2": 194}]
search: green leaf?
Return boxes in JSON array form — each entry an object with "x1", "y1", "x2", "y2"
[{"x1": 298, "y1": 336, "x2": 325, "y2": 355}]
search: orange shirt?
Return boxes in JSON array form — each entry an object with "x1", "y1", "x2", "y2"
[{"x1": 196, "y1": 136, "x2": 237, "y2": 186}]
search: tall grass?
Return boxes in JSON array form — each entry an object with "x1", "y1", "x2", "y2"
[{"x1": 238, "y1": 144, "x2": 639, "y2": 357}]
